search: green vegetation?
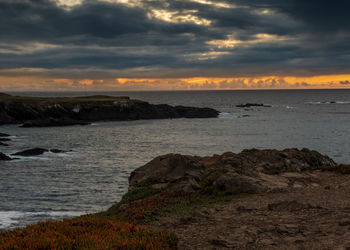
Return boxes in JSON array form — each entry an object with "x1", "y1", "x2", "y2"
[
  {"x1": 301, "y1": 148, "x2": 324, "y2": 168},
  {"x1": 0, "y1": 215, "x2": 177, "y2": 249},
  {"x1": 107, "y1": 186, "x2": 163, "y2": 216},
  {"x1": 158, "y1": 193, "x2": 247, "y2": 219}
]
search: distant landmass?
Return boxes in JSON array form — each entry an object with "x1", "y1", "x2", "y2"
[{"x1": 0, "y1": 93, "x2": 219, "y2": 127}]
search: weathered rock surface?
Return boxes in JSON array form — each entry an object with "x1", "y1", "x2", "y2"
[
  {"x1": 12, "y1": 148, "x2": 69, "y2": 156},
  {"x1": 129, "y1": 148, "x2": 336, "y2": 195},
  {"x1": 267, "y1": 200, "x2": 319, "y2": 211},
  {"x1": 0, "y1": 152, "x2": 11, "y2": 160},
  {"x1": 0, "y1": 94, "x2": 219, "y2": 127},
  {"x1": 120, "y1": 149, "x2": 350, "y2": 249},
  {"x1": 170, "y1": 171, "x2": 350, "y2": 249}
]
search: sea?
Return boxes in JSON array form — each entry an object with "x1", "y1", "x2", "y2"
[{"x1": 1, "y1": 89, "x2": 350, "y2": 229}]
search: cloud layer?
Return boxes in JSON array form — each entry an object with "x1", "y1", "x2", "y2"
[{"x1": 0, "y1": 0, "x2": 350, "y2": 89}]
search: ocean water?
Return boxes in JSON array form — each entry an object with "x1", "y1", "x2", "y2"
[{"x1": 1, "y1": 89, "x2": 350, "y2": 229}]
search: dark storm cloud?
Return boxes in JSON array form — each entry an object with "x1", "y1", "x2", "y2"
[
  {"x1": 236, "y1": 0, "x2": 350, "y2": 32},
  {"x1": 0, "y1": 0, "x2": 151, "y2": 41},
  {"x1": 0, "y1": 0, "x2": 350, "y2": 77}
]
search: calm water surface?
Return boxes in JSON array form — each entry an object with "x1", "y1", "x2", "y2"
[{"x1": 1, "y1": 89, "x2": 350, "y2": 229}]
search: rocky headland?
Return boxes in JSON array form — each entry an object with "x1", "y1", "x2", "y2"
[
  {"x1": 111, "y1": 148, "x2": 350, "y2": 249},
  {"x1": 2, "y1": 148, "x2": 350, "y2": 249},
  {"x1": 0, "y1": 93, "x2": 219, "y2": 127}
]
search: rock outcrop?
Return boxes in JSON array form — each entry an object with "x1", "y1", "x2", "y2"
[
  {"x1": 0, "y1": 94, "x2": 219, "y2": 127},
  {"x1": 129, "y1": 148, "x2": 336, "y2": 195}
]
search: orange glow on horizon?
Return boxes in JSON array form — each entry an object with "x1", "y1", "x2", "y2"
[{"x1": 1, "y1": 74, "x2": 350, "y2": 91}]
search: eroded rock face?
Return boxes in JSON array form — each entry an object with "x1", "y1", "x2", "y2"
[{"x1": 129, "y1": 148, "x2": 336, "y2": 195}]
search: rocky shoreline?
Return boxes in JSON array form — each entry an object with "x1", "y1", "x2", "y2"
[
  {"x1": 0, "y1": 93, "x2": 219, "y2": 127},
  {"x1": 111, "y1": 148, "x2": 350, "y2": 249},
  {"x1": 2, "y1": 148, "x2": 350, "y2": 249}
]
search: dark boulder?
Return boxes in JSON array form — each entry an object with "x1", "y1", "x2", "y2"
[
  {"x1": 12, "y1": 148, "x2": 49, "y2": 156},
  {"x1": 236, "y1": 103, "x2": 271, "y2": 108},
  {"x1": 0, "y1": 152, "x2": 11, "y2": 160}
]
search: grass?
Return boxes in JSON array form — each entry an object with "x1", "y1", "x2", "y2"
[
  {"x1": 0, "y1": 187, "x2": 178, "y2": 249},
  {"x1": 157, "y1": 193, "x2": 249, "y2": 219},
  {"x1": 0, "y1": 215, "x2": 177, "y2": 249},
  {"x1": 106, "y1": 186, "x2": 163, "y2": 216}
]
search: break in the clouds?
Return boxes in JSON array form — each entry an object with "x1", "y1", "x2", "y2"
[{"x1": 1, "y1": 0, "x2": 350, "y2": 90}]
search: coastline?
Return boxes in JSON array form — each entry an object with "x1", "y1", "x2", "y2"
[{"x1": 1, "y1": 148, "x2": 350, "y2": 248}]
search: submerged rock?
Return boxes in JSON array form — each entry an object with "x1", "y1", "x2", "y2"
[
  {"x1": 129, "y1": 148, "x2": 336, "y2": 195},
  {"x1": 0, "y1": 152, "x2": 11, "y2": 160},
  {"x1": 12, "y1": 148, "x2": 49, "y2": 156},
  {"x1": 12, "y1": 148, "x2": 70, "y2": 156},
  {"x1": 236, "y1": 103, "x2": 271, "y2": 108}
]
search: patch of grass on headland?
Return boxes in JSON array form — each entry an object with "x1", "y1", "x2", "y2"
[
  {"x1": 106, "y1": 186, "x2": 163, "y2": 216},
  {"x1": 0, "y1": 214, "x2": 177, "y2": 249},
  {"x1": 0, "y1": 186, "x2": 178, "y2": 249},
  {"x1": 157, "y1": 193, "x2": 249, "y2": 219}
]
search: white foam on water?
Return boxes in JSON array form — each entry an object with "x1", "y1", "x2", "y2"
[
  {"x1": 305, "y1": 101, "x2": 322, "y2": 105},
  {"x1": 10, "y1": 155, "x2": 50, "y2": 161},
  {"x1": 0, "y1": 211, "x2": 85, "y2": 229},
  {"x1": 0, "y1": 211, "x2": 23, "y2": 228},
  {"x1": 286, "y1": 106, "x2": 296, "y2": 109},
  {"x1": 335, "y1": 101, "x2": 350, "y2": 104},
  {"x1": 218, "y1": 112, "x2": 239, "y2": 118},
  {"x1": 306, "y1": 101, "x2": 350, "y2": 105}
]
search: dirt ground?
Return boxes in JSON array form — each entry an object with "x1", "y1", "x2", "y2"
[{"x1": 156, "y1": 171, "x2": 350, "y2": 249}]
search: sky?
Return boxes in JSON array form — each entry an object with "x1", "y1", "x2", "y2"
[{"x1": 1, "y1": 0, "x2": 350, "y2": 91}]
